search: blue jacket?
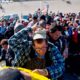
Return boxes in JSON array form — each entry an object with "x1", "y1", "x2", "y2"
[{"x1": 8, "y1": 28, "x2": 65, "y2": 80}]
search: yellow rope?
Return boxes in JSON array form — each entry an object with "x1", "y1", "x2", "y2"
[{"x1": 0, "y1": 66, "x2": 50, "y2": 80}]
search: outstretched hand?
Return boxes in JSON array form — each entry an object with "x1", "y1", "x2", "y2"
[{"x1": 32, "y1": 69, "x2": 48, "y2": 77}]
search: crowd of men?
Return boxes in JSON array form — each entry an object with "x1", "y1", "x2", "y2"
[{"x1": 0, "y1": 8, "x2": 80, "y2": 80}]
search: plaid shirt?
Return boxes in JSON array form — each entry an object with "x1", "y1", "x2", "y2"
[{"x1": 8, "y1": 28, "x2": 65, "y2": 80}]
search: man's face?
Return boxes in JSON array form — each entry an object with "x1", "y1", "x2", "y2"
[
  {"x1": 33, "y1": 39, "x2": 47, "y2": 57},
  {"x1": 50, "y1": 30, "x2": 62, "y2": 40},
  {"x1": 33, "y1": 19, "x2": 38, "y2": 24},
  {"x1": 23, "y1": 22, "x2": 28, "y2": 27},
  {"x1": 2, "y1": 44, "x2": 8, "y2": 50}
]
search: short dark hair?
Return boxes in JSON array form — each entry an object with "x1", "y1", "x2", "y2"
[
  {"x1": 33, "y1": 16, "x2": 38, "y2": 20},
  {"x1": 1, "y1": 39, "x2": 8, "y2": 46},
  {"x1": 40, "y1": 15, "x2": 46, "y2": 21},
  {"x1": 50, "y1": 25, "x2": 62, "y2": 33},
  {"x1": 32, "y1": 39, "x2": 48, "y2": 46}
]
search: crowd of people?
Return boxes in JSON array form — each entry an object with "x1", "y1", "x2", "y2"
[{"x1": 0, "y1": 8, "x2": 80, "y2": 80}]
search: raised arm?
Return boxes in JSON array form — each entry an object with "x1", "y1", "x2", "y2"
[{"x1": 8, "y1": 28, "x2": 31, "y2": 67}]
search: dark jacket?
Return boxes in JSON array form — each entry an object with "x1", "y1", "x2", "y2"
[
  {"x1": 48, "y1": 35, "x2": 66, "y2": 54},
  {"x1": 0, "y1": 47, "x2": 14, "y2": 66},
  {"x1": 8, "y1": 28, "x2": 65, "y2": 80}
]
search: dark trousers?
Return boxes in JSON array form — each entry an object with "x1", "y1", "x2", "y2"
[{"x1": 65, "y1": 55, "x2": 80, "y2": 76}]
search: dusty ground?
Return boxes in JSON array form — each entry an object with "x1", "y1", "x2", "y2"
[{"x1": 0, "y1": 0, "x2": 80, "y2": 17}]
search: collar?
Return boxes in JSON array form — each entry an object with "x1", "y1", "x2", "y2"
[{"x1": 35, "y1": 52, "x2": 45, "y2": 59}]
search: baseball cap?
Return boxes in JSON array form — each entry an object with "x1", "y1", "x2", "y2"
[{"x1": 33, "y1": 28, "x2": 46, "y2": 40}]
